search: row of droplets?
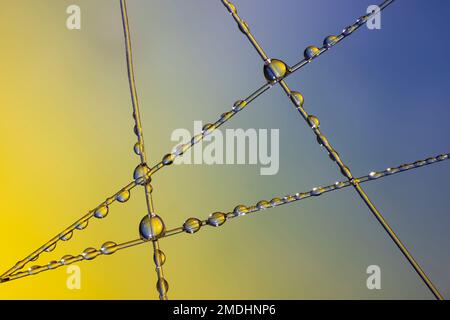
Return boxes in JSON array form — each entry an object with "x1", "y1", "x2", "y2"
[{"x1": 4, "y1": 153, "x2": 447, "y2": 283}]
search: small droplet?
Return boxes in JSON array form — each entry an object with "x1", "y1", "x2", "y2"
[
  {"x1": 94, "y1": 205, "x2": 109, "y2": 219},
  {"x1": 225, "y1": 1, "x2": 237, "y2": 14},
  {"x1": 233, "y1": 205, "x2": 249, "y2": 217},
  {"x1": 334, "y1": 181, "x2": 346, "y2": 189},
  {"x1": 28, "y1": 265, "x2": 44, "y2": 275},
  {"x1": 232, "y1": 100, "x2": 247, "y2": 112},
  {"x1": 133, "y1": 143, "x2": 142, "y2": 155},
  {"x1": 133, "y1": 125, "x2": 139, "y2": 136},
  {"x1": 156, "y1": 278, "x2": 169, "y2": 296},
  {"x1": 256, "y1": 200, "x2": 270, "y2": 210},
  {"x1": 414, "y1": 160, "x2": 427, "y2": 167},
  {"x1": 387, "y1": 167, "x2": 400, "y2": 174},
  {"x1": 48, "y1": 260, "x2": 59, "y2": 269},
  {"x1": 101, "y1": 241, "x2": 118, "y2": 255},
  {"x1": 154, "y1": 249, "x2": 166, "y2": 267},
  {"x1": 238, "y1": 20, "x2": 250, "y2": 34},
  {"x1": 426, "y1": 157, "x2": 437, "y2": 164},
  {"x1": 311, "y1": 187, "x2": 325, "y2": 196},
  {"x1": 369, "y1": 171, "x2": 382, "y2": 179},
  {"x1": 82, "y1": 247, "x2": 99, "y2": 260},
  {"x1": 191, "y1": 134, "x2": 203, "y2": 145},
  {"x1": 221, "y1": 111, "x2": 234, "y2": 121},
  {"x1": 263, "y1": 59, "x2": 288, "y2": 82},
  {"x1": 202, "y1": 123, "x2": 215, "y2": 136},
  {"x1": 270, "y1": 197, "x2": 283, "y2": 206},
  {"x1": 307, "y1": 115, "x2": 320, "y2": 128},
  {"x1": 60, "y1": 231, "x2": 73, "y2": 241},
  {"x1": 207, "y1": 212, "x2": 226, "y2": 227},
  {"x1": 290, "y1": 91, "x2": 304, "y2": 107},
  {"x1": 133, "y1": 163, "x2": 151, "y2": 185},
  {"x1": 31, "y1": 255, "x2": 39, "y2": 262},
  {"x1": 139, "y1": 214, "x2": 166, "y2": 240},
  {"x1": 438, "y1": 154, "x2": 448, "y2": 161},
  {"x1": 356, "y1": 15, "x2": 369, "y2": 25},
  {"x1": 75, "y1": 219, "x2": 89, "y2": 230},
  {"x1": 162, "y1": 154, "x2": 175, "y2": 166},
  {"x1": 343, "y1": 25, "x2": 357, "y2": 36},
  {"x1": 116, "y1": 189, "x2": 131, "y2": 203},
  {"x1": 323, "y1": 35, "x2": 338, "y2": 48},
  {"x1": 183, "y1": 218, "x2": 202, "y2": 234},
  {"x1": 304, "y1": 46, "x2": 320, "y2": 60},
  {"x1": 61, "y1": 255, "x2": 75, "y2": 265},
  {"x1": 44, "y1": 243, "x2": 57, "y2": 252}
]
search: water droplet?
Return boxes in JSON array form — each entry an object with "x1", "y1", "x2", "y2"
[
  {"x1": 323, "y1": 35, "x2": 338, "y2": 48},
  {"x1": 101, "y1": 241, "x2": 118, "y2": 255},
  {"x1": 356, "y1": 15, "x2": 368, "y2": 25},
  {"x1": 183, "y1": 218, "x2": 202, "y2": 234},
  {"x1": 191, "y1": 134, "x2": 203, "y2": 145},
  {"x1": 414, "y1": 160, "x2": 426, "y2": 167},
  {"x1": 426, "y1": 157, "x2": 437, "y2": 164},
  {"x1": 290, "y1": 91, "x2": 304, "y2": 107},
  {"x1": 133, "y1": 125, "x2": 139, "y2": 136},
  {"x1": 369, "y1": 171, "x2": 382, "y2": 179},
  {"x1": 304, "y1": 46, "x2": 320, "y2": 60},
  {"x1": 202, "y1": 123, "x2": 215, "y2": 136},
  {"x1": 48, "y1": 261, "x2": 59, "y2": 269},
  {"x1": 75, "y1": 219, "x2": 89, "y2": 230},
  {"x1": 256, "y1": 200, "x2": 270, "y2": 210},
  {"x1": 387, "y1": 167, "x2": 400, "y2": 174},
  {"x1": 400, "y1": 164, "x2": 414, "y2": 171},
  {"x1": 61, "y1": 255, "x2": 75, "y2": 265},
  {"x1": 225, "y1": 1, "x2": 237, "y2": 14},
  {"x1": 207, "y1": 212, "x2": 226, "y2": 227},
  {"x1": 31, "y1": 255, "x2": 39, "y2": 262},
  {"x1": 156, "y1": 278, "x2": 169, "y2": 296},
  {"x1": 139, "y1": 215, "x2": 166, "y2": 240},
  {"x1": 44, "y1": 243, "x2": 57, "y2": 252},
  {"x1": 28, "y1": 265, "x2": 44, "y2": 275},
  {"x1": 82, "y1": 247, "x2": 99, "y2": 260},
  {"x1": 60, "y1": 231, "x2": 73, "y2": 241},
  {"x1": 238, "y1": 20, "x2": 250, "y2": 34},
  {"x1": 154, "y1": 249, "x2": 166, "y2": 267},
  {"x1": 334, "y1": 181, "x2": 346, "y2": 189},
  {"x1": 311, "y1": 187, "x2": 325, "y2": 196},
  {"x1": 116, "y1": 189, "x2": 131, "y2": 203},
  {"x1": 232, "y1": 100, "x2": 247, "y2": 112},
  {"x1": 133, "y1": 143, "x2": 142, "y2": 155},
  {"x1": 221, "y1": 111, "x2": 234, "y2": 121},
  {"x1": 263, "y1": 59, "x2": 288, "y2": 82},
  {"x1": 329, "y1": 151, "x2": 339, "y2": 162},
  {"x1": 270, "y1": 197, "x2": 283, "y2": 206},
  {"x1": 94, "y1": 205, "x2": 109, "y2": 219},
  {"x1": 438, "y1": 154, "x2": 448, "y2": 160},
  {"x1": 233, "y1": 205, "x2": 249, "y2": 217},
  {"x1": 162, "y1": 154, "x2": 175, "y2": 166},
  {"x1": 133, "y1": 163, "x2": 151, "y2": 185},
  {"x1": 343, "y1": 25, "x2": 357, "y2": 36},
  {"x1": 307, "y1": 115, "x2": 320, "y2": 128}
]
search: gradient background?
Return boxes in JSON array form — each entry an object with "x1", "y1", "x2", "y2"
[{"x1": 0, "y1": 0, "x2": 449, "y2": 299}]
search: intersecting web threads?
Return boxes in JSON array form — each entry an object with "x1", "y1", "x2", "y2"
[{"x1": 1, "y1": 0, "x2": 448, "y2": 300}]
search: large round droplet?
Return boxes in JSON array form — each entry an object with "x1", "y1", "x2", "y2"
[
  {"x1": 82, "y1": 247, "x2": 99, "y2": 260},
  {"x1": 116, "y1": 189, "x2": 130, "y2": 203},
  {"x1": 307, "y1": 115, "x2": 320, "y2": 128},
  {"x1": 323, "y1": 35, "x2": 338, "y2": 48},
  {"x1": 157, "y1": 278, "x2": 169, "y2": 296},
  {"x1": 101, "y1": 241, "x2": 118, "y2": 255},
  {"x1": 207, "y1": 212, "x2": 226, "y2": 227},
  {"x1": 233, "y1": 205, "x2": 248, "y2": 217},
  {"x1": 133, "y1": 163, "x2": 151, "y2": 185},
  {"x1": 154, "y1": 249, "x2": 166, "y2": 267},
  {"x1": 263, "y1": 59, "x2": 288, "y2": 82},
  {"x1": 60, "y1": 231, "x2": 73, "y2": 241},
  {"x1": 139, "y1": 215, "x2": 166, "y2": 240},
  {"x1": 290, "y1": 91, "x2": 304, "y2": 107},
  {"x1": 183, "y1": 218, "x2": 202, "y2": 234},
  {"x1": 304, "y1": 46, "x2": 320, "y2": 60},
  {"x1": 94, "y1": 205, "x2": 109, "y2": 219}
]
